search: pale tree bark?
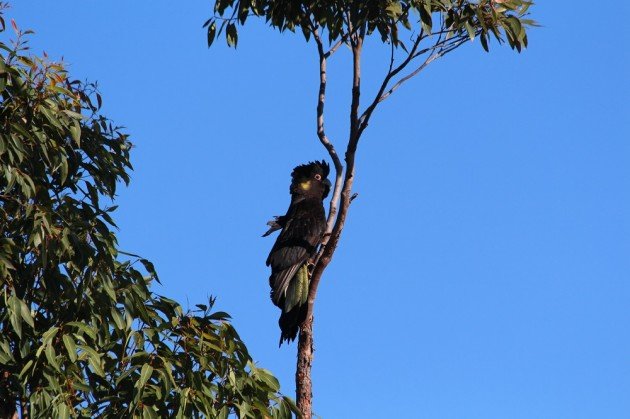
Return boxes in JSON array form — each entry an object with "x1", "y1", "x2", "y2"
[{"x1": 294, "y1": 11, "x2": 476, "y2": 418}]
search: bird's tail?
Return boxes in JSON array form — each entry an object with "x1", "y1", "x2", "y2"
[
  {"x1": 278, "y1": 304, "x2": 307, "y2": 346},
  {"x1": 270, "y1": 264, "x2": 310, "y2": 345},
  {"x1": 269, "y1": 263, "x2": 301, "y2": 308}
]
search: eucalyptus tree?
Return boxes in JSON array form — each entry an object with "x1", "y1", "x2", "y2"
[
  {"x1": 205, "y1": 0, "x2": 536, "y2": 416},
  {"x1": 0, "y1": 7, "x2": 296, "y2": 418}
]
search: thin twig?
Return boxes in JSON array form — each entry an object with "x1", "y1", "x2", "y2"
[
  {"x1": 324, "y1": 36, "x2": 347, "y2": 58},
  {"x1": 357, "y1": 29, "x2": 425, "y2": 134},
  {"x1": 210, "y1": 13, "x2": 256, "y2": 22},
  {"x1": 358, "y1": 26, "x2": 472, "y2": 138},
  {"x1": 379, "y1": 34, "x2": 470, "y2": 104}
]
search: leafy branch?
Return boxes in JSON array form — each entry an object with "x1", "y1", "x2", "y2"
[{"x1": 1, "y1": 9, "x2": 296, "y2": 418}]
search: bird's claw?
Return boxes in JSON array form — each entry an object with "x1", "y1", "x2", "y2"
[{"x1": 306, "y1": 261, "x2": 315, "y2": 274}]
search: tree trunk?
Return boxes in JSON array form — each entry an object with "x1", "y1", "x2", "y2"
[{"x1": 295, "y1": 316, "x2": 314, "y2": 418}]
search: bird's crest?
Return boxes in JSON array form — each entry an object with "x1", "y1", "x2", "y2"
[{"x1": 291, "y1": 160, "x2": 330, "y2": 180}]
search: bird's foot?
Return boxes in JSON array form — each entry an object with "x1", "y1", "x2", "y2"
[{"x1": 306, "y1": 261, "x2": 315, "y2": 274}]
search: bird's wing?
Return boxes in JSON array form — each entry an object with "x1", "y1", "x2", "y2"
[
  {"x1": 266, "y1": 201, "x2": 326, "y2": 305},
  {"x1": 266, "y1": 201, "x2": 325, "y2": 269},
  {"x1": 269, "y1": 263, "x2": 302, "y2": 305},
  {"x1": 261, "y1": 215, "x2": 286, "y2": 237},
  {"x1": 266, "y1": 217, "x2": 312, "y2": 269}
]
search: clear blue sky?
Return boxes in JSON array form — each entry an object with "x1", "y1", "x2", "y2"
[{"x1": 11, "y1": 1, "x2": 629, "y2": 418}]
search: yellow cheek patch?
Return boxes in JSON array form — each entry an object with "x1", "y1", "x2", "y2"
[{"x1": 300, "y1": 181, "x2": 311, "y2": 191}]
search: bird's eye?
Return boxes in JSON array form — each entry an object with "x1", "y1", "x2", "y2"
[{"x1": 314, "y1": 174, "x2": 322, "y2": 181}]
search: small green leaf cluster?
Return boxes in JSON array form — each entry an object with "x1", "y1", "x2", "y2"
[
  {"x1": 0, "y1": 8, "x2": 296, "y2": 418},
  {"x1": 205, "y1": 0, "x2": 535, "y2": 52}
]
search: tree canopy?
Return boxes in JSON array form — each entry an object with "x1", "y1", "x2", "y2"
[
  {"x1": 206, "y1": 0, "x2": 534, "y2": 52},
  {"x1": 0, "y1": 6, "x2": 296, "y2": 418}
]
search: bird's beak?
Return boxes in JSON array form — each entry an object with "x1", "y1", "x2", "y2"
[{"x1": 323, "y1": 179, "x2": 332, "y2": 188}]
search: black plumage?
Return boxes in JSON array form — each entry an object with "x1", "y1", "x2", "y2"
[{"x1": 265, "y1": 161, "x2": 331, "y2": 345}]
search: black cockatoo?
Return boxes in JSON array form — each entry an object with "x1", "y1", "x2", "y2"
[{"x1": 264, "y1": 161, "x2": 331, "y2": 345}]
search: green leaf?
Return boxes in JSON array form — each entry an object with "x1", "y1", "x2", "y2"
[
  {"x1": 226, "y1": 23, "x2": 238, "y2": 48},
  {"x1": 256, "y1": 367, "x2": 280, "y2": 391},
  {"x1": 71, "y1": 377, "x2": 91, "y2": 393},
  {"x1": 40, "y1": 106, "x2": 64, "y2": 131},
  {"x1": 419, "y1": 3, "x2": 433, "y2": 35},
  {"x1": 0, "y1": 340, "x2": 14, "y2": 364},
  {"x1": 57, "y1": 402, "x2": 70, "y2": 419},
  {"x1": 464, "y1": 21, "x2": 475, "y2": 41},
  {"x1": 140, "y1": 258, "x2": 158, "y2": 280},
  {"x1": 111, "y1": 307, "x2": 126, "y2": 330},
  {"x1": 45, "y1": 343, "x2": 60, "y2": 372},
  {"x1": 66, "y1": 322, "x2": 97, "y2": 340},
  {"x1": 18, "y1": 359, "x2": 34, "y2": 379},
  {"x1": 143, "y1": 405, "x2": 159, "y2": 419},
  {"x1": 208, "y1": 311, "x2": 231, "y2": 321},
  {"x1": 385, "y1": 2, "x2": 402, "y2": 19},
  {"x1": 115, "y1": 365, "x2": 140, "y2": 386},
  {"x1": 62, "y1": 110, "x2": 84, "y2": 119},
  {"x1": 207, "y1": 22, "x2": 217, "y2": 47},
  {"x1": 480, "y1": 32, "x2": 489, "y2": 52},
  {"x1": 42, "y1": 326, "x2": 59, "y2": 343},
  {"x1": 505, "y1": 16, "x2": 523, "y2": 40},
  {"x1": 19, "y1": 298, "x2": 34, "y2": 328},
  {"x1": 0, "y1": 254, "x2": 15, "y2": 271},
  {"x1": 9, "y1": 295, "x2": 23, "y2": 339},
  {"x1": 79, "y1": 345, "x2": 105, "y2": 377},
  {"x1": 217, "y1": 406, "x2": 229, "y2": 419},
  {"x1": 62, "y1": 334, "x2": 77, "y2": 363},
  {"x1": 137, "y1": 364, "x2": 154, "y2": 389},
  {"x1": 59, "y1": 157, "x2": 68, "y2": 184},
  {"x1": 70, "y1": 120, "x2": 81, "y2": 146}
]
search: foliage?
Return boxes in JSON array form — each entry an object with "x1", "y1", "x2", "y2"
[
  {"x1": 205, "y1": 0, "x2": 535, "y2": 52},
  {"x1": 0, "y1": 7, "x2": 296, "y2": 418}
]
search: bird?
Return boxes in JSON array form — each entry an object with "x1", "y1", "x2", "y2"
[{"x1": 264, "y1": 160, "x2": 331, "y2": 345}]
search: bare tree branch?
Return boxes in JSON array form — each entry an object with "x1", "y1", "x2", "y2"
[
  {"x1": 311, "y1": 27, "x2": 344, "y2": 246},
  {"x1": 357, "y1": 29, "x2": 425, "y2": 135},
  {"x1": 378, "y1": 36, "x2": 470, "y2": 106},
  {"x1": 307, "y1": 9, "x2": 365, "y2": 318},
  {"x1": 296, "y1": 9, "x2": 487, "y2": 418},
  {"x1": 324, "y1": 34, "x2": 349, "y2": 58},
  {"x1": 358, "y1": 25, "x2": 474, "y2": 138},
  {"x1": 324, "y1": 39, "x2": 343, "y2": 57},
  {"x1": 307, "y1": 20, "x2": 365, "y2": 311},
  {"x1": 373, "y1": 28, "x2": 448, "y2": 108}
]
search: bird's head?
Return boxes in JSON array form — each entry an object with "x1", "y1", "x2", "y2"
[{"x1": 290, "y1": 160, "x2": 331, "y2": 200}]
